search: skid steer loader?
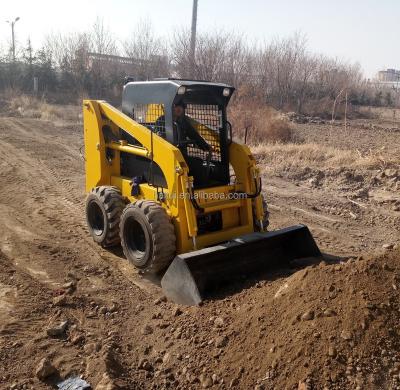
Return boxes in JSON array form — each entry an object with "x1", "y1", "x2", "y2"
[{"x1": 83, "y1": 78, "x2": 320, "y2": 305}]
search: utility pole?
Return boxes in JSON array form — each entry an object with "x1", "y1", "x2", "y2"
[
  {"x1": 6, "y1": 17, "x2": 20, "y2": 62},
  {"x1": 190, "y1": 0, "x2": 198, "y2": 76}
]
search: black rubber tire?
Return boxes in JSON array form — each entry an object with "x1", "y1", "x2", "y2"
[
  {"x1": 120, "y1": 200, "x2": 176, "y2": 274},
  {"x1": 253, "y1": 194, "x2": 270, "y2": 231},
  {"x1": 85, "y1": 186, "x2": 125, "y2": 247}
]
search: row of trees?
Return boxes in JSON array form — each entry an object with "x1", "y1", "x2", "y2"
[{"x1": 0, "y1": 19, "x2": 398, "y2": 111}]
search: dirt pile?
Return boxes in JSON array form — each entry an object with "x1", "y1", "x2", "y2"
[
  {"x1": 285, "y1": 112, "x2": 327, "y2": 125},
  {"x1": 285, "y1": 112, "x2": 400, "y2": 133},
  {"x1": 118, "y1": 248, "x2": 400, "y2": 390},
  {"x1": 281, "y1": 166, "x2": 400, "y2": 199},
  {"x1": 253, "y1": 143, "x2": 400, "y2": 218},
  {"x1": 357, "y1": 122, "x2": 400, "y2": 133},
  {"x1": 3, "y1": 247, "x2": 400, "y2": 390}
]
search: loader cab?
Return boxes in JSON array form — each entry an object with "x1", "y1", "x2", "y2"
[{"x1": 122, "y1": 79, "x2": 235, "y2": 189}]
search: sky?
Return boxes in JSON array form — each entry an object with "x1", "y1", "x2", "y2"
[{"x1": 1, "y1": 0, "x2": 399, "y2": 78}]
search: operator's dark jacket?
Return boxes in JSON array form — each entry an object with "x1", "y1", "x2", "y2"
[{"x1": 154, "y1": 115, "x2": 210, "y2": 151}]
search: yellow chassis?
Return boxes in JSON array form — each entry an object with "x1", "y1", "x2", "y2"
[{"x1": 83, "y1": 100, "x2": 264, "y2": 254}]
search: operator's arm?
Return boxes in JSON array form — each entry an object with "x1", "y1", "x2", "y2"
[
  {"x1": 154, "y1": 115, "x2": 166, "y2": 137},
  {"x1": 182, "y1": 117, "x2": 211, "y2": 151}
]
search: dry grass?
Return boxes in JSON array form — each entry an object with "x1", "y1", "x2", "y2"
[
  {"x1": 253, "y1": 142, "x2": 398, "y2": 172},
  {"x1": 229, "y1": 104, "x2": 293, "y2": 144},
  {"x1": 2, "y1": 92, "x2": 80, "y2": 122},
  {"x1": 359, "y1": 106, "x2": 400, "y2": 122}
]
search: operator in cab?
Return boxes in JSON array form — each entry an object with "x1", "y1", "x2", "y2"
[{"x1": 155, "y1": 102, "x2": 211, "y2": 153}]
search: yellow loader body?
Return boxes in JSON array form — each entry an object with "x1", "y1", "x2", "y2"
[
  {"x1": 83, "y1": 100, "x2": 263, "y2": 254},
  {"x1": 83, "y1": 79, "x2": 320, "y2": 305}
]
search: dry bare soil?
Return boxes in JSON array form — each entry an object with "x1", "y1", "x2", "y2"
[{"x1": 0, "y1": 107, "x2": 399, "y2": 390}]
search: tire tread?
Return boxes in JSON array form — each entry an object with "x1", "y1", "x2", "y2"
[
  {"x1": 87, "y1": 186, "x2": 125, "y2": 247},
  {"x1": 120, "y1": 200, "x2": 176, "y2": 274}
]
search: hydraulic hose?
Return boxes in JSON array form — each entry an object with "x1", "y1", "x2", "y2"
[
  {"x1": 188, "y1": 183, "x2": 204, "y2": 212},
  {"x1": 234, "y1": 177, "x2": 262, "y2": 199}
]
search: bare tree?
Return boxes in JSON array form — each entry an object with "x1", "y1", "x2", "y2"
[
  {"x1": 1, "y1": 22, "x2": 386, "y2": 111},
  {"x1": 223, "y1": 36, "x2": 252, "y2": 89},
  {"x1": 91, "y1": 17, "x2": 117, "y2": 56},
  {"x1": 89, "y1": 18, "x2": 119, "y2": 96},
  {"x1": 171, "y1": 28, "x2": 250, "y2": 86},
  {"x1": 123, "y1": 19, "x2": 169, "y2": 80},
  {"x1": 170, "y1": 28, "x2": 191, "y2": 78},
  {"x1": 44, "y1": 31, "x2": 92, "y2": 96}
]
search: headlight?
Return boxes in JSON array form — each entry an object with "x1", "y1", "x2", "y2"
[
  {"x1": 223, "y1": 88, "x2": 230, "y2": 97},
  {"x1": 177, "y1": 86, "x2": 186, "y2": 95}
]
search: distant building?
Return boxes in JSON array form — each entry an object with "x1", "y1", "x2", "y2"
[
  {"x1": 86, "y1": 52, "x2": 169, "y2": 75},
  {"x1": 378, "y1": 68, "x2": 400, "y2": 82}
]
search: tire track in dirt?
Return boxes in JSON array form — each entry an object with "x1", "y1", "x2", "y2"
[
  {"x1": 0, "y1": 117, "x2": 157, "y2": 388},
  {"x1": 0, "y1": 117, "x2": 158, "y2": 296}
]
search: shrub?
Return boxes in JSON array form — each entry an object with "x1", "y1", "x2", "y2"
[{"x1": 229, "y1": 104, "x2": 293, "y2": 144}]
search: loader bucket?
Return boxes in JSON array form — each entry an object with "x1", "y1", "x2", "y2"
[{"x1": 161, "y1": 224, "x2": 321, "y2": 305}]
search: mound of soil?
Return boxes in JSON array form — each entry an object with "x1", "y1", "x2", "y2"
[
  {"x1": 3, "y1": 247, "x2": 400, "y2": 390},
  {"x1": 129, "y1": 248, "x2": 400, "y2": 390},
  {"x1": 284, "y1": 166, "x2": 400, "y2": 196}
]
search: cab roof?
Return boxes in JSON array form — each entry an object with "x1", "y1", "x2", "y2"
[
  {"x1": 150, "y1": 78, "x2": 233, "y2": 88},
  {"x1": 122, "y1": 78, "x2": 235, "y2": 117}
]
